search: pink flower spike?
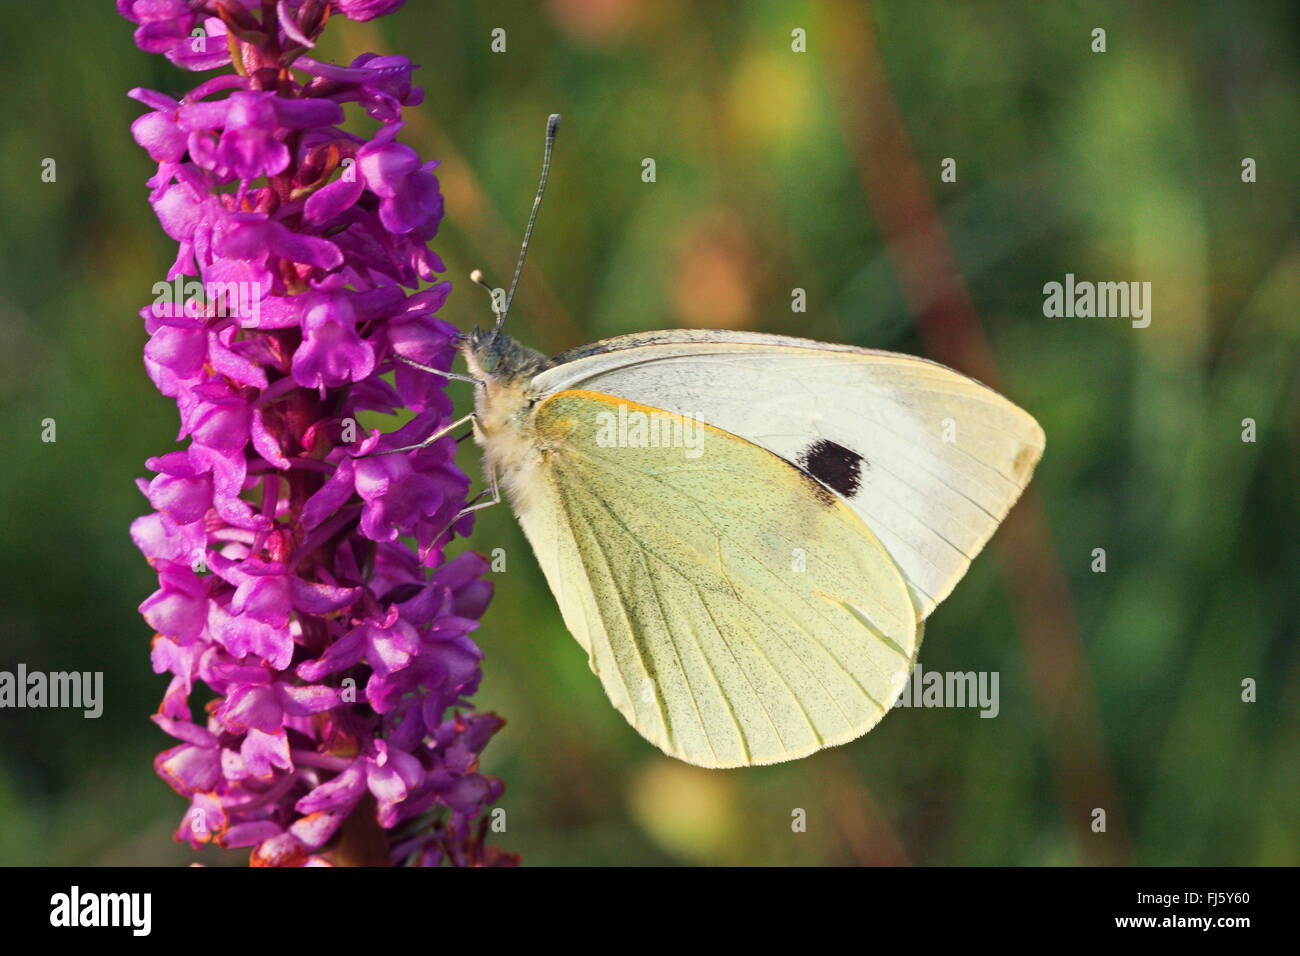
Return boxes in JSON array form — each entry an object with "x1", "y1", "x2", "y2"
[{"x1": 125, "y1": 1, "x2": 511, "y2": 868}]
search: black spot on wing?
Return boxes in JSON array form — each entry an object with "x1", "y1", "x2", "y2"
[{"x1": 797, "y1": 439, "x2": 865, "y2": 500}]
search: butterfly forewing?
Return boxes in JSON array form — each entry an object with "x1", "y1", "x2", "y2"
[{"x1": 532, "y1": 331, "x2": 1045, "y2": 619}]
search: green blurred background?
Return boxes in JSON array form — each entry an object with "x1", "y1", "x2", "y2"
[{"x1": 1, "y1": 0, "x2": 1297, "y2": 865}]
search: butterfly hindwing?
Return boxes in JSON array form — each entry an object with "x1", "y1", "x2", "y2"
[{"x1": 512, "y1": 388, "x2": 919, "y2": 768}]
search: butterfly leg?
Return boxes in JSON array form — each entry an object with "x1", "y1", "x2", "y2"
[
  {"x1": 362, "y1": 412, "x2": 477, "y2": 457},
  {"x1": 427, "y1": 466, "x2": 499, "y2": 544},
  {"x1": 455, "y1": 465, "x2": 500, "y2": 521}
]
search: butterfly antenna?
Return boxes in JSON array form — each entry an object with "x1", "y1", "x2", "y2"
[
  {"x1": 492, "y1": 113, "x2": 560, "y2": 342},
  {"x1": 469, "y1": 269, "x2": 504, "y2": 329}
]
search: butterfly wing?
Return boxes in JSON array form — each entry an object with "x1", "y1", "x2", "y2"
[
  {"x1": 514, "y1": 388, "x2": 919, "y2": 768},
  {"x1": 533, "y1": 330, "x2": 1045, "y2": 619}
]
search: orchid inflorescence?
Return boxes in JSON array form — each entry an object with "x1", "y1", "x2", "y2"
[{"x1": 121, "y1": 0, "x2": 514, "y2": 866}]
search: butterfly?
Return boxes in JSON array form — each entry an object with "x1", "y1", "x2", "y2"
[{"x1": 397, "y1": 116, "x2": 1044, "y2": 768}]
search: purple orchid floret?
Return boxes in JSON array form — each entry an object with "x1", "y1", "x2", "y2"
[{"x1": 124, "y1": 0, "x2": 513, "y2": 866}]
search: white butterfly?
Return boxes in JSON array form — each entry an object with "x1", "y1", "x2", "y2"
[{"x1": 395, "y1": 116, "x2": 1044, "y2": 767}]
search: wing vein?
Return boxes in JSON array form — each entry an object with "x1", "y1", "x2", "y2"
[
  {"x1": 634, "y1": 547, "x2": 718, "y2": 765},
  {"x1": 560, "y1": 487, "x2": 672, "y2": 744}
]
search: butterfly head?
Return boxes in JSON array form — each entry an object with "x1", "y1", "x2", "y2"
[
  {"x1": 461, "y1": 327, "x2": 553, "y2": 489},
  {"x1": 462, "y1": 327, "x2": 552, "y2": 387}
]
